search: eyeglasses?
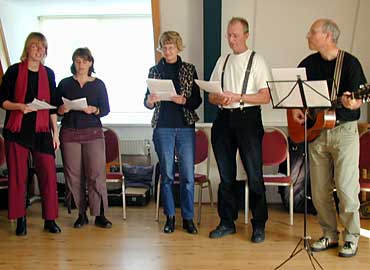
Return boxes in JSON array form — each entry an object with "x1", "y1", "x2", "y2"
[
  {"x1": 157, "y1": 46, "x2": 177, "y2": 53},
  {"x1": 225, "y1": 33, "x2": 244, "y2": 39}
]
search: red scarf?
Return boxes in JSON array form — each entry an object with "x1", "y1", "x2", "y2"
[{"x1": 6, "y1": 61, "x2": 50, "y2": 133}]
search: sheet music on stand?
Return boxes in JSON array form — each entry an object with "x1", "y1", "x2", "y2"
[
  {"x1": 267, "y1": 67, "x2": 329, "y2": 270},
  {"x1": 268, "y1": 68, "x2": 332, "y2": 109}
]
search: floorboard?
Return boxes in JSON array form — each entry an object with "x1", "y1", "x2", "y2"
[{"x1": 0, "y1": 202, "x2": 369, "y2": 270}]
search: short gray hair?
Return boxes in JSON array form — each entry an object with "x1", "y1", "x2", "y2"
[
  {"x1": 228, "y1": 17, "x2": 249, "y2": 33},
  {"x1": 321, "y1": 19, "x2": 340, "y2": 44}
]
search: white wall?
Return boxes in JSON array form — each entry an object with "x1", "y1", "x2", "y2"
[
  {"x1": 1, "y1": 0, "x2": 369, "y2": 203},
  {"x1": 159, "y1": 0, "x2": 204, "y2": 121},
  {"x1": 2, "y1": 0, "x2": 368, "y2": 127},
  {"x1": 222, "y1": 0, "x2": 370, "y2": 126}
]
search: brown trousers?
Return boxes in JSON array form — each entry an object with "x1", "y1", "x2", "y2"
[{"x1": 61, "y1": 129, "x2": 108, "y2": 216}]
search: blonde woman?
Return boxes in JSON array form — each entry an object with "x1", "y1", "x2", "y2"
[
  {"x1": 0, "y1": 32, "x2": 61, "y2": 236},
  {"x1": 144, "y1": 31, "x2": 202, "y2": 234}
]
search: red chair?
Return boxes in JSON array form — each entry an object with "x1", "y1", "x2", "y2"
[
  {"x1": 193, "y1": 129, "x2": 214, "y2": 224},
  {"x1": 0, "y1": 135, "x2": 8, "y2": 191},
  {"x1": 244, "y1": 127, "x2": 293, "y2": 225},
  {"x1": 155, "y1": 129, "x2": 214, "y2": 224},
  {"x1": 359, "y1": 130, "x2": 370, "y2": 201},
  {"x1": 104, "y1": 127, "x2": 126, "y2": 220}
]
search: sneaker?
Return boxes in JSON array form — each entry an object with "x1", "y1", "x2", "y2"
[
  {"x1": 310, "y1": 237, "x2": 338, "y2": 252},
  {"x1": 339, "y1": 241, "x2": 358, "y2": 257}
]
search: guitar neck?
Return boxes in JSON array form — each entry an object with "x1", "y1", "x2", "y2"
[{"x1": 331, "y1": 84, "x2": 370, "y2": 107}]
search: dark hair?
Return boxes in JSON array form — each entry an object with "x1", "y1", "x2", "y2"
[{"x1": 70, "y1": 47, "x2": 95, "y2": 75}]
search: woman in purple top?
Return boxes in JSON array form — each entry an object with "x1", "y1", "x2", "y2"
[{"x1": 56, "y1": 47, "x2": 112, "y2": 229}]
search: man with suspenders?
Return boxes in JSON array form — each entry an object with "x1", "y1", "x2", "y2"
[{"x1": 208, "y1": 17, "x2": 272, "y2": 243}]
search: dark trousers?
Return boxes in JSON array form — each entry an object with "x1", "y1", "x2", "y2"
[
  {"x1": 211, "y1": 107, "x2": 268, "y2": 228},
  {"x1": 5, "y1": 141, "x2": 58, "y2": 220}
]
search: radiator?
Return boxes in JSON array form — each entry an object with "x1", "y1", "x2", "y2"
[{"x1": 120, "y1": 139, "x2": 151, "y2": 156}]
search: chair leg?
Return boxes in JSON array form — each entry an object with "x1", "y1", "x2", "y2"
[
  {"x1": 245, "y1": 181, "x2": 249, "y2": 225},
  {"x1": 122, "y1": 179, "x2": 126, "y2": 220},
  {"x1": 361, "y1": 191, "x2": 367, "y2": 202},
  {"x1": 197, "y1": 183, "x2": 203, "y2": 225},
  {"x1": 207, "y1": 179, "x2": 214, "y2": 208},
  {"x1": 289, "y1": 184, "x2": 294, "y2": 226},
  {"x1": 155, "y1": 178, "x2": 161, "y2": 222}
]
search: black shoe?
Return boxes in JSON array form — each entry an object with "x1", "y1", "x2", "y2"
[
  {"x1": 251, "y1": 227, "x2": 265, "y2": 243},
  {"x1": 209, "y1": 224, "x2": 236, "y2": 239},
  {"x1": 95, "y1": 216, "x2": 112, "y2": 229},
  {"x1": 183, "y1": 219, "x2": 198, "y2": 234},
  {"x1": 16, "y1": 216, "x2": 27, "y2": 236},
  {"x1": 73, "y1": 212, "x2": 89, "y2": 228},
  {"x1": 163, "y1": 216, "x2": 175, "y2": 233},
  {"x1": 44, "y1": 220, "x2": 62, "y2": 234}
]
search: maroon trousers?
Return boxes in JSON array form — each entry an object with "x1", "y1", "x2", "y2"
[{"x1": 5, "y1": 141, "x2": 59, "y2": 220}]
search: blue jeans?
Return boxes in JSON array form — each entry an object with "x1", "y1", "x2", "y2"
[{"x1": 153, "y1": 128, "x2": 195, "y2": 219}]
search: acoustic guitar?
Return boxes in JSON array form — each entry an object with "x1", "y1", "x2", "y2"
[{"x1": 287, "y1": 84, "x2": 370, "y2": 144}]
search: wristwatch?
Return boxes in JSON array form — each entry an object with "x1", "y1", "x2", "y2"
[{"x1": 239, "y1": 95, "x2": 244, "y2": 110}]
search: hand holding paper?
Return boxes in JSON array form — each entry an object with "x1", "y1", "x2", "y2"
[
  {"x1": 146, "y1": 79, "x2": 177, "y2": 101},
  {"x1": 26, "y1": 98, "x2": 56, "y2": 110},
  {"x1": 62, "y1": 97, "x2": 88, "y2": 111},
  {"x1": 194, "y1": 79, "x2": 222, "y2": 94}
]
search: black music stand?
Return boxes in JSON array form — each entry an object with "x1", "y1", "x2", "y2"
[{"x1": 267, "y1": 74, "x2": 332, "y2": 270}]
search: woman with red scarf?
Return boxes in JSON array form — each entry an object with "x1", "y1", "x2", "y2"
[{"x1": 0, "y1": 32, "x2": 61, "y2": 236}]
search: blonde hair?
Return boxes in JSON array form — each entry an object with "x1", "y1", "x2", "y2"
[
  {"x1": 157, "y1": 31, "x2": 184, "y2": 52},
  {"x1": 20, "y1": 32, "x2": 48, "y2": 61}
]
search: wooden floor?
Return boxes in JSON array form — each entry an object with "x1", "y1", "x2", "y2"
[{"x1": 0, "y1": 202, "x2": 369, "y2": 270}]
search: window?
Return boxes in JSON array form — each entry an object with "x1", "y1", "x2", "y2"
[{"x1": 39, "y1": 12, "x2": 155, "y2": 124}]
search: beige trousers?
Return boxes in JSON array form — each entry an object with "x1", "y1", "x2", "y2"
[{"x1": 309, "y1": 121, "x2": 360, "y2": 243}]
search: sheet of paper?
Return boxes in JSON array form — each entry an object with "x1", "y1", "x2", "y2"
[
  {"x1": 271, "y1": 67, "x2": 307, "y2": 81},
  {"x1": 26, "y1": 98, "x2": 56, "y2": 110},
  {"x1": 303, "y1": 80, "x2": 332, "y2": 107},
  {"x1": 194, "y1": 79, "x2": 222, "y2": 94},
  {"x1": 268, "y1": 68, "x2": 307, "y2": 108},
  {"x1": 268, "y1": 67, "x2": 330, "y2": 108},
  {"x1": 62, "y1": 97, "x2": 88, "y2": 111},
  {"x1": 146, "y1": 79, "x2": 177, "y2": 101}
]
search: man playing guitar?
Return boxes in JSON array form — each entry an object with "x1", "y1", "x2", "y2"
[{"x1": 290, "y1": 18, "x2": 366, "y2": 258}]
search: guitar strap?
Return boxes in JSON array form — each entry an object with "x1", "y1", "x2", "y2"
[{"x1": 331, "y1": 50, "x2": 344, "y2": 101}]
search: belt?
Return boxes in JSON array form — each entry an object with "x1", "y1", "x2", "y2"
[{"x1": 219, "y1": 106, "x2": 261, "y2": 113}]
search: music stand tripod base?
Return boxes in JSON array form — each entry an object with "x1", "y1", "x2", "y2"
[{"x1": 267, "y1": 77, "x2": 331, "y2": 269}]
